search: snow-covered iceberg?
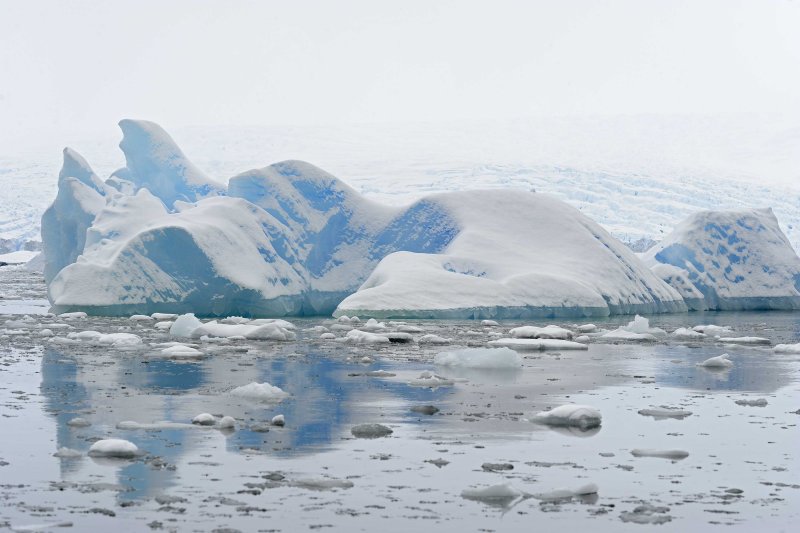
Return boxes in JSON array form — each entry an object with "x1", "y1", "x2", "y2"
[
  {"x1": 39, "y1": 118, "x2": 749, "y2": 319},
  {"x1": 334, "y1": 190, "x2": 686, "y2": 318},
  {"x1": 643, "y1": 208, "x2": 800, "y2": 311}
]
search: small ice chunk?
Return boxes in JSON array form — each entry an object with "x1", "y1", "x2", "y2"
[
  {"x1": 151, "y1": 313, "x2": 178, "y2": 321},
  {"x1": 217, "y1": 415, "x2": 236, "y2": 429},
  {"x1": 154, "y1": 321, "x2": 174, "y2": 330},
  {"x1": 577, "y1": 323, "x2": 597, "y2": 333},
  {"x1": 774, "y1": 343, "x2": 800, "y2": 354},
  {"x1": 192, "y1": 413, "x2": 216, "y2": 426},
  {"x1": 271, "y1": 414, "x2": 285, "y2": 426},
  {"x1": 533, "y1": 483, "x2": 598, "y2": 501},
  {"x1": 408, "y1": 371, "x2": 455, "y2": 388},
  {"x1": 488, "y1": 338, "x2": 588, "y2": 351},
  {"x1": 53, "y1": 447, "x2": 82, "y2": 458},
  {"x1": 67, "y1": 417, "x2": 91, "y2": 428},
  {"x1": 602, "y1": 315, "x2": 666, "y2": 341},
  {"x1": 337, "y1": 329, "x2": 390, "y2": 344},
  {"x1": 351, "y1": 423, "x2": 393, "y2": 438},
  {"x1": 693, "y1": 324, "x2": 732, "y2": 336},
  {"x1": 509, "y1": 325, "x2": 573, "y2": 340},
  {"x1": 718, "y1": 336, "x2": 770, "y2": 345},
  {"x1": 59, "y1": 311, "x2": 87, "y2": 319},
  {"x1": 170, "y1": 313, "x2": 203, "y2": 338},
  {"x1": 160, "y1": 345, "x2": 204, "y2": 358},
  {"x1": 574, "y1": 335, "x2": 590, "y2": 343},
  {"x1": 129, "y1": 314, "x2": 153, "y2": 322},
  {"x1": 734, "y1": 398, "x2": 768, "y2": 407},
  {"x1": 360, "y1": 318, "x2": 387, "y2": 331},
  {"x1": 461, "y1": 483, "x2": 522, "y2": 504},
  {"x1": 630, "y1": 449, "x2": 689, "y2": 460},
  {"x1": 230, "y1": 382, "x2": 289, "y2": 402},
  {"x1": 37, "y1": 329, "x2": 54, "y2": 337},
  {"x1": 637, "y1": 408, "x2": 692, "y2": 419},
  {"x1": 417, "y1": 334, "x2": 452, "y2": 344},
  {"x1": 480, "y1": 319, "x2": 499, "y2": 327},
  {"x1": 290, "y1": 478, "x2": 354, "y2": 491},
  {"x1": 533, "y1": 404, "x2": 602, "y2": 429},
  {"x1": 671, "y1": 327, "x2": 706, "y2": 339},
  {"x1": 88, "y1": 438, "x2": 139, "y2": 458},
  {"x1": 397, "y1": 324, "x2": 424, "y2": 333},
  {"x1": 698, "y1": 353, "x2": 733, "y2": 368},
  {"x1": 433, "y1": 347, "x2": 522, "y2": 369},
  {"x1": 320, "y1": 332, "x2": 336, "y2": 340}
]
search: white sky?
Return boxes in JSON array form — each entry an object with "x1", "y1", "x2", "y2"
[{"x1": 1, "y1": 0, "x2": 799, "y2": 149}]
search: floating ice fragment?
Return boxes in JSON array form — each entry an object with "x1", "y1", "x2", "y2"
[
  {"x1": 533, "y1": 404, "x2": 602, "y2": 429},
  {"x1": 637, "y1": 408, "x2": 693, "y2": 419},
  {"x1": 509, "y1": 325, "x2": 573, "y2": 340},
  {"x1": 630, "y1": 449, "x2": 689, "y2": 460},
  {"x1": 337, "y1": 329, "x2": 390, "y2": 344},
  {"x1": 488, "y1": 338, "x2": 588, "y2": 351},
  {"x1": 433, "y1": 347, "x2": 522, "y2": 369},
  {"x1": 774, "y1": 343, "x2": 800, "y2": 353},
  {"x1": 481, "y1": 320, "x2": 499, "y2": 326},
  {"x1": 192, "y1": 413, "x2": 216, "y2": 426},
  {"x1": 169, "y1": 313, "x2": 203, "y2": 338},
  {"x1": 461, "y1": 484, "x2": 523, "y2": 505},
  {"x1": 218, "y1": 415, "x2": 236, "y2": 429},
  {"x1": 417, "y1": 334, "x2": 452, "y2": 344},
  {"x1": 229, "y1": 382, "x2": 289, "y2": 402},
  {"x1": 88, "y1": 439, "x2": 139, "y2": 458},
  {"x1": 58, "y1": 312, "x2": 87, "y2": 319},
  {"x1": 697, "y1": 353, "x2": 733, "y2": 368},
  {"x1": 718, "y1": 336, "x2": 770, "y2": 345},
  {"x1": 351, "y1": 423, "x2": 392, "y2": 438},
  {"x1": 408, "y1": 371, "x2": 455, "y2": 388},
  {"x1": 734, "y1": 398, "x2": 768, "y2": 407},
  {"x1": 159, "y1": 345, "x2": 204, "y2": 359},
  {"x1": 53, "y1": 447, "x2": 82, "y2": 458},
  {"x1": 271, "y1": 414, "x2": 285, "y2": 427},
  {"x1": 671, "y1": 327, "x2": 706, "y2": 339},
  {"x1": 129, "y1": 314, "x2": 153, "y2": 321}
]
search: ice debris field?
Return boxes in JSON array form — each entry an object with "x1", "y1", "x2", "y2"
[
  {"x1": 32, "y1": 119, "x2": 800, "y2": 319},
  {"x1": 0, "y1": 264, "x2": 799, "y2": 531}
]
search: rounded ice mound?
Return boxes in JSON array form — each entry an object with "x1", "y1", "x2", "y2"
[
  {"x1": 230, "y1": 382, "x2": 289, "y2": 402},
  {"x1": 533, "y1": 404, "x2": 602, "y2": 429},
  {"x1": 170, "y1": 313, "x2": 203, "y2": 338},
  {"x1": 192, "y1": 413, "x2": 216, "y2": 426},
  {"x1": 88, "y1": 438, "x2": 139, "y2": 458},
  {"x1": 433, "y1": 347, "x2": 522, "y2": 369},
  {"x1": 697, "y1": 353, "x2": 733, "y2": 368},
  {"x1": 351, "y1": 423, "x2": 393, "y2": 439}
]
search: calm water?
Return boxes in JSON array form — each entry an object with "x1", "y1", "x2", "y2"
[{"x1": 0, "y1": 266, "x2": 798, "y2": 532}]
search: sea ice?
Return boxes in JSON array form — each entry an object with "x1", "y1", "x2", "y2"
[
  {"x1": 88, "y1": 439, "x2": 139, "y2": 458},
  {"x1": 433, "y1": 347, "x2": 522, "y2": 369},
  {"x1": 487, "y1": 338, "x2": 588, "y2": 351},
  {"x1": 229, "y1": 382, "x2": 289, "y2": 402},
  {"x1": 533, "y1": 404, "x2": 602, "y2": 428},
  {"x1": 170, "y1": 313, "x2": 203, "y2": 337},
  {"x1": 630, "y1": 449, "x2": 689, "y2": 460},
  {"x1": 698, "y1": 353, "x2": 733, "y2": 368},
  {"x1": 509, "y1": 325, "x2": 573, "y2": 339}
]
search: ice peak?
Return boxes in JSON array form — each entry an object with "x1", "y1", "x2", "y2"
[{"x1": 118, "y1": 119, "x2": 224, "y2": 208}]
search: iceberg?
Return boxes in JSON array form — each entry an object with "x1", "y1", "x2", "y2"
[
  {"x1": 44, "y1": 119, "x2": 791, "y2": 319},
  {"x1": 644, "y1": 207, "x2": 800, "y2": 311}
]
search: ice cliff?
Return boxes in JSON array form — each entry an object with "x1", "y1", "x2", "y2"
[
  {"x1": 41, "y1": 119, "x2": 794, "y2": 318},
  {"x1": 643, "y1": 208, "x2": 800, "y2": 311}
]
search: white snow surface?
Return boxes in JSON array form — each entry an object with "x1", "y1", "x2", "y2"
[
  {"x1": 643, "y1": 207, "x2": 800, "y2": 310},
  {"x1": 433, "y1": 347, "x2": 522, "y2": 369}
]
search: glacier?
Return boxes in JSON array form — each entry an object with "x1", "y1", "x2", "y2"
[
  {"x1": 643, "y1": 208, "x2": 800, "y2": 311},
  {"x1": 40, "y1": 119, "x2": 798, "y2": 319}
]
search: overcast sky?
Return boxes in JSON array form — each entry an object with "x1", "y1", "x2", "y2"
[{"x1": 1, "y1": 0, "x2": 799, "y2": 149}]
